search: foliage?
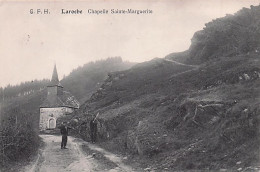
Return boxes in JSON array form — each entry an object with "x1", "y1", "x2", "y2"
[
  {"x1": 0, "y1": 99, "x2": 41, "y2": 168},
  {"x1": 0, "y1": 79, "x2": 49, "y2": 102}
]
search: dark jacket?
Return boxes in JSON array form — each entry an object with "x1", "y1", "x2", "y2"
[
  {"x1": 59, "y1": 125, "x2": 71, "y2": 136},
  {"x1": 90, "y1": 120, "x2": 97, "y2": 132}
]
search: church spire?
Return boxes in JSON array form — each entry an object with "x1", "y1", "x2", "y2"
[
  {"x1": 51, "y1": 64, "x2": 59, "y2": 83},
  {"x1": 49, "y1": 64, "x2": 62, "y2": 87}
]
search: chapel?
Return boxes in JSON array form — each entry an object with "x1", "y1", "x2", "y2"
[{"x1": 39, "y1": 65, "x2": 79, "y2": 131}]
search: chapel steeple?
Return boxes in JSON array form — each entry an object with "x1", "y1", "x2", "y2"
[
  {"x1": 47, "y1": 64, "x2": 63, "y2": 96},
  {"x1": 48, "y1": 64, "x2": 63, "y2": 87},
  {"x1": 51, "y1": 64, "x2": 59, "y2": 84}
]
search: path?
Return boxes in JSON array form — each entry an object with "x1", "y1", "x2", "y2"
[
  {"x1": 163, "y1": 58, "x2": 200, "y2": 79},
  {"x1": 163, "y1": 58, "x2": 199, "y2": 68},
  {"x1": 22, "y1": 135, "x2": 137, "y2": 172}
]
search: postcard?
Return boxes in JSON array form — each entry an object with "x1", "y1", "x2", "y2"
[{"x1": 0, "y1": 0, "x2": 260, "y2": 171}]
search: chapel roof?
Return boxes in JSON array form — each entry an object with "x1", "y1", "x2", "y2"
[{"x1": 40, "y1": 91, "x2": 80, "y2": 109}]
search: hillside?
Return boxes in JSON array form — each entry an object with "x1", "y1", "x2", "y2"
[
  {"x1": 166, "y1": 5, "x2": 260, "y2": 65},
  {"x1": 61, "y1": 57, "x2": 135, "y2": 103},
  {"x1": 71, "y1": 5, "x2": 260, "y2": 171}
]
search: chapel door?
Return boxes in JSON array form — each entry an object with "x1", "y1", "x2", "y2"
[{"x1": 49, "y1": 118, "x2": 56, "y2": 129}]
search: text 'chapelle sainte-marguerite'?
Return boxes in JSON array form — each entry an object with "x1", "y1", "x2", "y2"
[{"x1": 61, "y1": 8, "x2": 153, "y2": 15}]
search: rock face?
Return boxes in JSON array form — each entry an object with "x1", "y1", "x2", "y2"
[
  {"x1": 191, "y1": 5, "x2": 260, "y2": 62},
  {"x1": 72, "y1": 5, "x2": 260, "y2": 171}
]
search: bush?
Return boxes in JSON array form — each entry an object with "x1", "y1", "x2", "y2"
[{"x1": 0, "y1": 108, "x2": 40, "y2": 168}]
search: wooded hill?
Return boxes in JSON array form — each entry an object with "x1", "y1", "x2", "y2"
[
  {"x1": 0, "y1": 57, "x2": 134, "y2": 104},
  {"x1": 61, "y1": 57, "x2": 134, "y2": 103}
]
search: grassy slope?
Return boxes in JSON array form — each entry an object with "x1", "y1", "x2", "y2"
[
  {"x1": 76, "y1": 54, "x2": 260, "y2": 171},
  {"x1": 68, "y1": 6, "x2": 260, "y2": 170}
]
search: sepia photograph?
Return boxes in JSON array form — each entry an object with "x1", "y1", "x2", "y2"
[{"x1": 0, "y1": 0, "x2": 260, "y2": 171}]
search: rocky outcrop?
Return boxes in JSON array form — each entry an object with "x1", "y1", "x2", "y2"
[
  {"x1": 167, "y1": 5, "x2": 260, "y2": 65},
  {"x1": 189, "y1": 5, "x2": 260, "y2": 63}
]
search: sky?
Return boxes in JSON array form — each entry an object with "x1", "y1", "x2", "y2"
[{"x1": 0, "y1": 0, "x2": 260, "y2": 87}]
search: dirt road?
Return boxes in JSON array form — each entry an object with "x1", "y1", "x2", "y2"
[{"x1": 22, "y1": 135, "x2": 137, "y2": 172}]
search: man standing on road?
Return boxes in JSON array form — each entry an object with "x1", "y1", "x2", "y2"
[
  {"x1": 59, "y1": 122, "x2": 71, "y2": 149},
  {"x1": 90, "y1": 113, "x2": 98, "y2": 143}
]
